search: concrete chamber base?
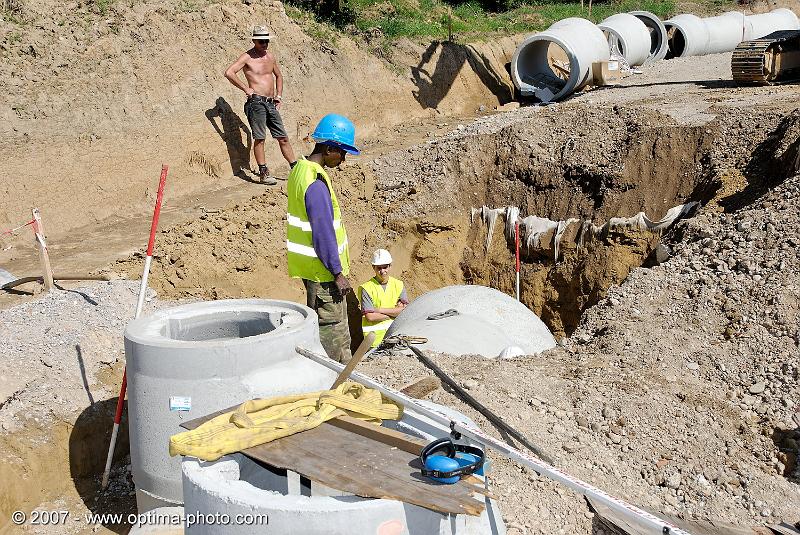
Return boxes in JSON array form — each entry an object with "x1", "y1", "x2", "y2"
[
  {"x1": 124, "y1": 299, "x2": 335, "y2": 512},
  {"x1": 180, "y1": 402, "x2": 505, "y2": 535}
]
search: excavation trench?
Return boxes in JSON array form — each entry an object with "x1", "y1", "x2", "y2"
[
  {"x1": 390, "y1": 117, "x2": 718, "y2": 339},
  {"x1": 7, "y1": 107, "x2": 787, "y2": 529},
  {"x1": 124, "y1": 106, "x2": 723, "y2": 344}
]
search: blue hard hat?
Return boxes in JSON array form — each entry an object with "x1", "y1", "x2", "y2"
[{"x1": 312, "y1": 113, "x2": 360, "y2": 155}]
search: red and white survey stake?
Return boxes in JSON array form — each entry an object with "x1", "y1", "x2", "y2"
[{"x1": 102, "y1": 164, "x2": 169, "y2": 490}]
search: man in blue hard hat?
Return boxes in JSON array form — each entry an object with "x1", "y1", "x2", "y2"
[{"x1": 286, "y1": 114, "x2": 359, "y2": 363}]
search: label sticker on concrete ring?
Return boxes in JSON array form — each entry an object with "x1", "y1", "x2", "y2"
[{"x1": 169, "y1": 396, "x2": 192, "y2": 412}]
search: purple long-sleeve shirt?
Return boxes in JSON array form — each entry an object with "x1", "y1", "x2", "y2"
[{"x1": 305, "y1": 178, "x2": 342, "y2": 276}]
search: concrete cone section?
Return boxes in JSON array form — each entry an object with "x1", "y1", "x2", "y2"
[
  {"x1": 387, "y1": 285, "x2": 556, "y2": 357},
  {"x1": 179, "y1": 401, "x2": 505, "y2": 535},
  {"x1": 124, "y1": 299, "x2": 335, "y2": 512}
]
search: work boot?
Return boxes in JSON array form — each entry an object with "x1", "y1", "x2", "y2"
[{"x1": 258, "y1": 166, "x2": 277, "y2": 186}]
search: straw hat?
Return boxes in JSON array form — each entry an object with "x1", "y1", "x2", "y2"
[{"x1": 252, "y1": 25, "x2": 273, "y2": 40}]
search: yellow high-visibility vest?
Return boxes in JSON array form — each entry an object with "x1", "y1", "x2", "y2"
[
  {"x1": 358, "y1": 276, "x2": 404, "y2": 347},
  {"x1": 286, "y1": 159, "x2": 349, "y2": 282}
]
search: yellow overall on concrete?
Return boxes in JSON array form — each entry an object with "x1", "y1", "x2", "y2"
[
  {"x1": 285, "y1": 159, "x2": 350, "y2": 282},
  {"x1": 169, "y1": 382, "x2": 401, "y2": 461},
  {"x1": 359, "y1": 276, "x2": 404, "y2": 347}
]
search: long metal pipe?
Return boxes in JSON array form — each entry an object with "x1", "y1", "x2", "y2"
[
  {"x1": 295, "y1": 345, "x2": 693, "y2": 535},
  {"x1": 405, "y1": 343, "x2": 554, "y2": 464}
]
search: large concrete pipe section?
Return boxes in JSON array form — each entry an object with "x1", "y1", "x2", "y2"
[
  {"x1": 629, "y1": 11, "x2": 669, "y2": 63},
  {"x1": 665, "y1": 9, "x2": 799, "y2": 58},
  {"x1": 599, "y1": 13, "x2": 652, "y2": 66},
  {"x1": 124, "y1": 299, "x2": 335, "y2": 512},
  {"x1": 386, "y1": 285, "x2": 556, "y2": 357},
  {"x1": 511, "y1": 17, "x2": 609, "y2": 101},
  {"x1": 664, "y1": 13, "x2": 710, "y2": 58},
  {"x1": 180, "y1": 401, "x2": 505, "y2": 535},
  {"x1": 746, "y1": 8, "x2": 800, "y2": 39},
  {"x1": 704, "y1": 12, "x2": 748, "y2": 55}
]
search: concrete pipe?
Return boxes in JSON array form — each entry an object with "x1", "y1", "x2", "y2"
[
  {"x1": 664, "y1": 13, "x2": 711, "y2": 58},
  {"x1": 386, "y1": 285, "x2": 556, "y2": 357},
  {"x1": 511, "y1": 17, "x2": 610, "y2": 101},
  {"x1": 704, "y1": 12, "x2": 749, "y2": 55},
  {"x1": 124, "y1": 299, "x2": 335, "y2": 512},
  {"x1": 746, "y1": 8, "x2": 800, "y2": 39},
  {"x1": 629, "y1": 11, "x2": 669, "y2": 63},
  {"x1": 599, "y1": 13, "x2": 652, "y2": 67},
  {"x1": 181, "y1": 401, "x2": 505, "y2": 535}
]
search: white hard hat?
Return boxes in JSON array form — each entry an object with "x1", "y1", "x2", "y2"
[{"x1": 371, "y1": 249, "x2": 393, "y2": 265}]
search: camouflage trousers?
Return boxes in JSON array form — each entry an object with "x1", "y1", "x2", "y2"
[{"x1": 303, "y1": 279, "x2": 353, "y2": 364}]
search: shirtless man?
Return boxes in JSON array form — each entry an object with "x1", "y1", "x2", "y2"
[{"x1": 224, "y1": 26, "x2": 296, "y2": 184}]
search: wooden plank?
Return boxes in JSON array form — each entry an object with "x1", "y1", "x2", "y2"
[
  {"x1": 326, "y1": 415, "x2": 427, "y2": 455},
  {"x1": 181, "y1": 408, "x2": 485, "y2": 516},
  {"x1": 31, "y1": 208, "x2": 54, "y2": 292},
  {"x1": 330, "y1": 332, "x2": 374, "y2": 388},
  {"x1": 325, "y1": 417, "x2": 495, "y2": 498},
  {"x1": 243, "y1": 423, "x2": 484, "y2": 516},
  {"x1": 399, "y1": 376, "x2": 441, "y2": 399}
]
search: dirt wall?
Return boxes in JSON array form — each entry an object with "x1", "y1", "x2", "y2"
[{"x1": 0, "y1": 0, "x2": 518, "y2": 240}]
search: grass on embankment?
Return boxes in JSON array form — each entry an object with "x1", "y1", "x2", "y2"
[{"x1": 285, "y1": 0, "x2": 695, "y2": 42}]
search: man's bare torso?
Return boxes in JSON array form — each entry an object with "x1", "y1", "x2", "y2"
[{"x1": 242, "y1": 48, "x2": 277, "y2": 97}]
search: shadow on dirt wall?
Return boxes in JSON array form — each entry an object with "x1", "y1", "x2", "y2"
[
  {"x1": 70, "y1": 397, "x2": 132, "y2": 534},
  {"x1": 206, "y1": 97, "x2": 253, "y2": 182},
  {"x1": 723, "y1": 110, "x2": 800, "y2": 212},
  {"x1": 412, "y1": 41, "x2": 514, "y2": 110}
]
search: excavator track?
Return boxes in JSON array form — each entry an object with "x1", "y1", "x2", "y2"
[{"x1": 732, "y1": 29, "x2": 800, "y2": 85}]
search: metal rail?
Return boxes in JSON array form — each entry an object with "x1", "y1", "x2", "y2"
[{"x1": 296, "y1": 345, "x2": 693, "y2": 535}]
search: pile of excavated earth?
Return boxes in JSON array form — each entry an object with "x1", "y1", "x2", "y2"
[
  {"x1": 1, "y1": 0, "x2": 800, "y2": 532},
  {"x1": 362, "y1": 166, "x2": 800, "y2": 534}
]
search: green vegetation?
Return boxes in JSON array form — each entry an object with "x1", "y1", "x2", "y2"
[
  {"x1": 177, "y1": 0, "x2": 209, "y2": 13},
  {"x1": 1, "y1": 0, "x2": 25, "y2": 25},
  {"x1": 285, "y1": 0, "x2": 678, "y2": 41},
  {"x1": 286, "y1": 5, "x2": 341, "y2": 44},
  {"x1": 93, "y1": 0, "x2": 114, "y2": 15}
]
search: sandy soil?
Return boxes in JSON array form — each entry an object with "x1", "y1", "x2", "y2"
[{"x1": 2, "y1": 0, "x2": 800, "y2": 533}]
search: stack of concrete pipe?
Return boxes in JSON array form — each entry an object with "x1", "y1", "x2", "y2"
[
  {"x1": 598, "y1": 12, "x2": 669, "y2": 66},
  {"x1": 664, "y1": 8, "x2": 800, "y2": 58},
  {"x1": 511, "y1": 7, "x2": 799, "y2": 101},
  {"x1": 511, "y1": 11, "x2": 666, "y2": 101}
]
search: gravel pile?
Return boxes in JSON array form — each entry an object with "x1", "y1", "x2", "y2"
[
  {"x1": 359, "y1": 176, "x2": 800, "y2": 532},
  {"x1": 0, "y1": 280, "x2": 163, "y2": 432}
]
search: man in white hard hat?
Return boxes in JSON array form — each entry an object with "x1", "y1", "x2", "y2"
[
  {"x1": 358, "y1": 249, "x2": 409, "y2": 348},
  {"x1": 224, "y1": 25, "x2": 296, "y2": 184}
]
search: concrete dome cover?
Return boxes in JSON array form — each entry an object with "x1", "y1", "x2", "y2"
[{"x1": 387, "y1": 285, "x2": 556, "y2": 357}]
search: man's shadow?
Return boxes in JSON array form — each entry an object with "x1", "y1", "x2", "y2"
[
  {"x1": 206, "y1": 97, "x2": 256, "y2": 182},
  {"x1": 411, "y1": 41, "x2": 514, "y2": 110}
]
